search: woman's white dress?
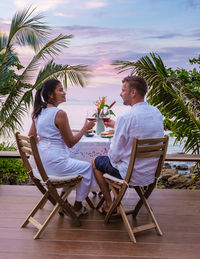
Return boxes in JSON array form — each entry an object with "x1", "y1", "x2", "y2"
[{"x1": 35, "y1": 107, "x2": 96, "y2": 202}]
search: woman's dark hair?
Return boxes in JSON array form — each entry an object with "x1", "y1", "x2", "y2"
[{"x1": 32, "y1": 79, "x2": 61, "y2": 119}]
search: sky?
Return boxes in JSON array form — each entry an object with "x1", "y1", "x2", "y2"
[{"x1": 0, "y1": 0, "x2": 199, "y2": 105}]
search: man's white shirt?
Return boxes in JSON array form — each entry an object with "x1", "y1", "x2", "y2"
[{"x1": 108, "y1": 102, "x2": 164, "y2": 186}]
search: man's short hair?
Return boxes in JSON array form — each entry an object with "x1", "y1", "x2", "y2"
[{"x1": 122, "y1": 76, "x2": 148, "y2": 97}]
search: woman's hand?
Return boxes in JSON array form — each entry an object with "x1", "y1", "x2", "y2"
[
  {"x1": 83, "y1": 119, "x2": 96, "y2": 131},
  {"x1": 103, "y1": 119, "x2": 115, "y2": 128}
]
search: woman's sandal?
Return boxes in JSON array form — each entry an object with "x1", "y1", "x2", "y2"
[
  {"x1": 58, "y1": 202, "x2": 72, "y2": 217},
  {"x1": 75, "y1": 206, "x2": 88, "y2": 217}
]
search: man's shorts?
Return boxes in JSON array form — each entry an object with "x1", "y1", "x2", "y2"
[{"x1": 94, "y1": 156, "x2": 123, "y2": 179}]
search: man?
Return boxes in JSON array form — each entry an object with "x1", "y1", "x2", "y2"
[{"x1": 92, "y1": 76, "x2": 164, "y2": 214}]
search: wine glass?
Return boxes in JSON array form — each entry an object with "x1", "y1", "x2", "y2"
[
  {"x1": 100, "y1": 109, "x2": 111, "y2": 124},
  {"x1": 101, "y1": 116, "x2": 110, "y2": 123},
  {"x1": 86, "y1": 110, "x2": 97, "y2": 122}
]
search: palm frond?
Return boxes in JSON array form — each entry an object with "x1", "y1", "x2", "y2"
[
  {"x1": 0, "y1": 34, "x2": 8, "y2": 52},
  {"x1": 34, "y1": 61, "x2": 89, "y2": 89},
  {"x1": 36, "y1": 34, "x2": 73, "y2": 60},
  {"x1": 15, "y1": 34, "x2": 73, "y2": 85},
  {"x1": 0, "y1": 61, "x2": 89, "y2": 136},
  {"x1": 0, "y1": 7, "x2": 89, "y2": 138},
  {"x1": 111, "y1": 60, "x2": 136, "y2": 74},
  {"x1": 112, "y1": 52, "x2": 200, "y2": 154},
  {"x1": 7, "y1": 6, "x2": 50, "y2": 51},
  {"x1": 0, "y1": 35, "x2": 72, "y2": 134}
]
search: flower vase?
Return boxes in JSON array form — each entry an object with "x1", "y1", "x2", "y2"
[{"x1": 96, "y1": 118, "x2": 105, "y2": 135}]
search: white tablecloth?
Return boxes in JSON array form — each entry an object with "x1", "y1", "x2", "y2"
[{"x1": 69, "y1": 135, "x2": 111, "y2": 162}]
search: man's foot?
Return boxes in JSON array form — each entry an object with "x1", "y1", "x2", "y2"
[
  {"x1": 98, "y1": 206, "x2": 108, "y2": 215},
  {"x1": 98, "y1": 203, "x2": 117, "y2": 215}
]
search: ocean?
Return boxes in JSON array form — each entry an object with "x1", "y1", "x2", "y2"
[
  {"x1": 1, "y1": 101, "x2": 194, "y2": 174},
  {"x1": 10, "y1": 101, "x2": 129, "y2": 138},
  {"x1": 1, "y1": 101, "x2": 186, "y2": 155}
]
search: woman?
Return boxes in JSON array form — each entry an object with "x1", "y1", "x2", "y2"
[{"x1": 29, "y1": 79, "x2": 96, "y2": 215}]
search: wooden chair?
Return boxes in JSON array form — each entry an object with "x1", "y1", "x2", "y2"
[
  {"x1": 96, "y1": 135, "x2": 169, "y2": 243},
  {"x1": 15, "y1": 132, "x2": 94, "y2": 239}
]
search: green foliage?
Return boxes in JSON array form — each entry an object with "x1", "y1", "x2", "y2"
[
  {"x1": 0, "y1": 7, "x2": 89, "y2": 138},
  {"x1": 93, "y1": 97, "x2": 116, "y2": 118},
  {"x1": 0, "y1": 142, "x2": 28, "y2": 185},
  {"x1": 112, "y1": 53, "x2": 200, "y2": 154},
  {"x1": 0, "y1": 52, "x2": 24, "y2": 95},
  {"x1": 166, "y1": 55, "x2": 200, "y2": 100}
]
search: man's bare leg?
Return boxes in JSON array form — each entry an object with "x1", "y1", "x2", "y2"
[{"x1": 92, "y1": 157, "x2": 112, "y2": 210}]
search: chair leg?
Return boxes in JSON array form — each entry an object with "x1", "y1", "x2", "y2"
[
  {"x1": 105, "y1": 186, "x2": 136, "y2": 243},
  {"x1": 60, "y1": 185, "x2": 95, "y2": 209},
  {"x1": 33, "y1": 177, "x2": 56, "y2": 205},
  {"x1": 96, "y1": 196, "x2": 105, "y2": 210},
  {"x1": 118, "y1": 203, "x2": 136, "y2": 243},
  {"x1": 104, "y1": 184, "x2": 127, "y2": 223},
  {"x1": 34, "y1": 201, "x2": 61, "y2": 239},
  {"x1": 86, "y1": 196, "x2": 95, "y2": 209},
  {"x1": 132, "y1": 184, "x2": 155, "y2": 218},
  {"x1": 135, "y1": 186, "x2": 162, "y2": 236},
  {"x1": 47, "y1": 183, "x2": 81, "y2": 225},
  {"x1": 21, "y1": 192, "x2": 49, "y2": 228},
  {"x1": 104, "y1": 186, "x2": 119, "y2": 223},
  {"x1": 34, "y1": 187, "x2": 81, "y2": 239}
]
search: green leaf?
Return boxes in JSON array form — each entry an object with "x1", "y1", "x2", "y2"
[
  {"x1": 112, "y1": 53, "x2": 200, "y2": 154},
  {"x1": 0, "y1": 7, "x2": 90, "y2": 138}
]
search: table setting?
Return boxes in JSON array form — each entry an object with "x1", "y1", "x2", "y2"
[
  {"x1": 70, "y1": 96, "x2": 116, "y2": 162},
  {"x1": 69, "y1": 133, "x2": 112, "y2": 162}
]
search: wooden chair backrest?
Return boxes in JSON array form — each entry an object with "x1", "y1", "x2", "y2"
[
  {"x1": 125, "y1": 135, "x2": 169, "y2": 184},
  {"x1": 15, "y1": 132, "x2": 48, "y2": 182}
]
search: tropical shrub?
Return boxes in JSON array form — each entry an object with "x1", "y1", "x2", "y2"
[
  {"x1": 0, "y1": 142, "x2": 28, "y2": 184},
  {"x1": 112, "y1": 53, "x2": 200, "y2": 155}
]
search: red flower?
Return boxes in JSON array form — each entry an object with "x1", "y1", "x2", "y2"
[{"x1": 93, "y1": 96, "x2": 116, "y2": 118}]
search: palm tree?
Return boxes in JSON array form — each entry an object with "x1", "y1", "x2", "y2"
[
  {"x1": 112, "y1": 53, "x2": 200, "y2": 154},
  {"x1": 0, "y1": 7, "x2": 89, "y2": 137}
]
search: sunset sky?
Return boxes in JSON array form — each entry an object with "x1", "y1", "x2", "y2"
[{"x1": 0, "y1": 0, "x2": 199, "y2": 104}]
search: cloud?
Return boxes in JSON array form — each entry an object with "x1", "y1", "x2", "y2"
[
  {"x1": 14, "y1": 0, "x2": 68, "y2": 11},
  {"x1": 55, "y1": 12, "x2": 78, "y2": 18},
  {"x1": 0, "y1": 19, "x2": 11, "y2": 34},
  {"x1": 186, "y1": 0, "x2": 200, "y2": 8},
  {"x1": 50, "y1": 24, "x2": 200, "y2": 70},
  {"x1": 57, "y1": 25, "x2": 133, "y2": 39},
  {"x1": 163, "y1": 46, "x2": 200, "y2": 57},
  {"x1": 144, "y1": 33, "x2": 182, "y2": 40},
  {"x1": 189, "y1": 29, "x2": 200, "y2": 38},
  {"x1": 84, "y1": 1, "x2": 107, "y2": 9},
  {"x1": 1, "y1": 16, "x2": 199, "y2": 91},
  {"x1": 1, "y1": 20, "x2": 11, "y2": 25}
]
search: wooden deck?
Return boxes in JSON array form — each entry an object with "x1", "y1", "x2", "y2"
[{"x1": 0, "y1": 185, "x2": 200, "y2": 259}]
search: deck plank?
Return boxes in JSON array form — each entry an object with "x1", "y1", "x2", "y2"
[{"x1": 0, "y1": 185, "x2": 200, "y2": 258}]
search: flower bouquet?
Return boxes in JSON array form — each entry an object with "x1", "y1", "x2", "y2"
[
  {"x1": 93, "y1": 96, "x2": 116, "y2": 119},
  {"x1": 93, "y1": 96, "x2": 116, "y2": 135}
]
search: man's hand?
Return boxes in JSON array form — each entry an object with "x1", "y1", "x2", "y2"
[{"x1": 103, "y1": 119, "x2": 115, "y2": 128}]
